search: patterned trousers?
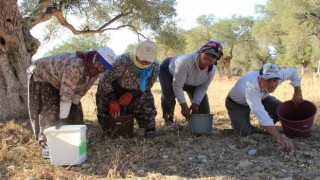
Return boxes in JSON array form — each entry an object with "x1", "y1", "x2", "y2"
[
  {"x1": 96, "y1": 89, "x2": 157, "y2": 131},
  {"x1": 28, "y1": 75, "x2": 84, "y2": 143}
]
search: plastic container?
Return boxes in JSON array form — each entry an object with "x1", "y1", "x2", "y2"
[
  {"x1": 44, "y1": 125, "x2": 87, "y2": 165},
  {"x1": 188, "y1": 114, "x2": 214, "y2": 135},
  {"x1": 277, "y1": 100, "x2": 317, "y2": 137},
  {"x1": 106, "y1": 114, "x2": 134, "y2": 138}
]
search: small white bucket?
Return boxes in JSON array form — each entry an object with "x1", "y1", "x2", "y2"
[{"x1": 44, "y1": 125, "x2": 87, "y2": 165}]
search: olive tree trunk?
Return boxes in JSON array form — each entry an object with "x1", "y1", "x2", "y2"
[{"x1": 0, "y1": 0, "x2": 39, "y2": 120}]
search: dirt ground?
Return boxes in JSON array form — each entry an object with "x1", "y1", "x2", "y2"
[{"x1": 1, "y1": 76, "x2": 320, "y2": 179}]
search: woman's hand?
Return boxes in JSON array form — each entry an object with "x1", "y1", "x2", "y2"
[
  {"x1": 109, "y1": 101, "x2": 121, "y2": 118},
  {"x1": 190, "y1": 103, "x2": 199, "y2": 114},
  {"x1": 180, "y1": 103, "x2": 191, "y2": 118}
]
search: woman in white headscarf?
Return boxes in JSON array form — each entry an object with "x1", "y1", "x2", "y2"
[{"x1": 96, "y1": 40, "x2": 159, "y2": 139}]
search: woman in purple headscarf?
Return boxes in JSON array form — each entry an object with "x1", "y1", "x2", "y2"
[
  {"x1": 158, "y1": 40, "x2": 224, "y2": 130},
  {"x1": 27, "y1": 47, "x2": 116, "y2": 158}
]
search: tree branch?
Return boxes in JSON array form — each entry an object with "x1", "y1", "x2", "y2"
[
  {"x1": 98, "y1": 11, "x2": 132, "y2": 31},
  {"x1": 24, "y1": 1, "x2": 146, "y2": 38},
  {"x1": 25, "y1": 0, "x2": 52, "y2": 27},
  {"x1": 101, "y1": 24, "x2": 147, "y2": 39}
]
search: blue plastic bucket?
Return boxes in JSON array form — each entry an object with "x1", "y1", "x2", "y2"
[{"x1": 277, "y1": 100, "x2": 317, "y2": 137}]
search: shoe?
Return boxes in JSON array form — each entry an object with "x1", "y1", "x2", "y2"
[
  {"x1": 145, "y1": 129, "x2": 157, "y2": 139},
  {"x1": 164, "y1": 121, "x2": 175, "y2": 131},
  {"x1": 40, "y1": 143, "x2": 50, "y2": 159},
  {"x1": 166, "y1": 115, "x2": 174, "y2": 122}
]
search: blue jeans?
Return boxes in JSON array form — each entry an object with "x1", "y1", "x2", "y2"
[
  {"x1": 225, "y1": 95, "x2": 281, "y2": 136},
  {"x1": 158, "y1": 58, "x2": 210, "y2": 123}
]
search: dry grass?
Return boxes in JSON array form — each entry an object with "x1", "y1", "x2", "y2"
[{"x1": 1, "y1": 74, "x2": 320, "y2": 179}]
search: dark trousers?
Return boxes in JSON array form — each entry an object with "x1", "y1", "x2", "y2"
[
  {"x1": 225, "y1": 95, "x2": 281, "y2": 136},
  {"x1": 158, "y1": 58, "x2": 210, "y2": 123}
]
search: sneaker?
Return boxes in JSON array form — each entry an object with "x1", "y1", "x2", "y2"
[
  {"x1": 40, "y1": 143, "x2": 50, "y2": 159},
  {"x1": 164, "y1": 121, "x2": 175, "y2": 132},
  {"x1": 145, "y1": 129, "x2": 157, "y2": 139}
]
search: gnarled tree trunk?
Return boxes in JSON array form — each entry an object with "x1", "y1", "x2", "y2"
[
  {"x1": 219, "y1": 45, "x2": 233, "y2": 79},
  {"x1": 0, "y1": 0, "x2": 39, "y2": 120}
]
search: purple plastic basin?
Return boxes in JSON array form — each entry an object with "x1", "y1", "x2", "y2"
[{"x1": 277, "y1": 100, "x2": 317, "y2": 137}]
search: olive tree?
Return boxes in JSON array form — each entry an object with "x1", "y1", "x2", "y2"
[{"x1": 0, "y1": 0, "x2": 180, "y2": 120}]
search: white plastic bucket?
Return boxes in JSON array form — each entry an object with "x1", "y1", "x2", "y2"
[{"x1": 44, "y1": 125, "x2": 87, "y2": 165}]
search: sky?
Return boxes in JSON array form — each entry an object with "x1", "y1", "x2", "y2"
[{"x1": 31, "y1": 0, "x2": 267, "y2": 59}]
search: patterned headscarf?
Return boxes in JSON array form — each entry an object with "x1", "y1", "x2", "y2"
[
  {"x1": 197, "y1": 40, "x2": 224, "y2": 60},
  {"x1": 76, "y1": 50, "x2": 99, "y2": 76}
]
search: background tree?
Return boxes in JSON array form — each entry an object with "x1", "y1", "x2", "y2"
[
  {"x1": 45, "y1": 34, "x2": 111, "y2": 56},
  {"x1": 184, "y1": 14, "x2": 217, "y2": 53},
  {"x1": 295, "y1": 0, "x2": 320, "y2": 74},
  {"x1": 213, "y1": 16, "x2": 257, "y2": 75},
  {"x1": 252, "y1": 0, "x2": 320, "y2": 70},
  {"x1": 155, "y1": 22, "x2": 186, "y2": 62},
  {"x1": 0, "y1": 0, "x2": 181, "y2": 120}
]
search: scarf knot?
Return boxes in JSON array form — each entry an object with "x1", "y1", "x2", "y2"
[{"x1": 134, "y1": 65, "x2": 153, "y2": 92}]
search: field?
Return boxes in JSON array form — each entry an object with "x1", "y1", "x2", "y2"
[{"x1": 1, "y1": 74, "x2": 320, "y2": 179}]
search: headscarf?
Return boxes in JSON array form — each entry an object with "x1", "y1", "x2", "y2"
[
  {"x1": 197, "y1": 40, "x2": 224, "y2": 64},
  {"x1": 76, "y1": 50, "x2": 99, "y2": 76}
]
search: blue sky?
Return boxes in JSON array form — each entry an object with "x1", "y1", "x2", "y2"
[{"x1": 31, "y1": 0, "x2": 267, "y2": 59}]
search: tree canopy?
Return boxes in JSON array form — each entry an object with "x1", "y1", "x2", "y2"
[
  {"x1": 252, "y1": 0, "x2": 320, "y2": 68},
  {"x1": 45, "y1": 34, "x2": 111, "y2": 56},
  {"x1": 18, "y1": 0, "x2": 185, "y2": 55},
  {"x1": 20, "y1": 0, "x2": 320, "y2": 71}
]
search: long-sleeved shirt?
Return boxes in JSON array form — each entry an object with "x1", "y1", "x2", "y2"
[
  {"x1": 169, "y1": 52, "x2": 216, "y2": 105},
  {"x1": 99, "y1": 53, "x2": 159, "y2": 96},
  {"x1": 27, "y1": 52, "x2": 98, "y2": 104},
  {"x1": 228, "y1": 68, "x2": 301, "y2": 126}
]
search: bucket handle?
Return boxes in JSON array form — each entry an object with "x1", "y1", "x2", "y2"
[{"x1": 281, "y1": 123, "x2": 314, "y2": 133}]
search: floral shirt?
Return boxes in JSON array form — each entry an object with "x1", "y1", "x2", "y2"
[
  {"x1": 28, "y1": 52, "x2": 99, "y2": 103},
  {"x1": 99, "y1": 53, "x2": 159, "y2": 96}
]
